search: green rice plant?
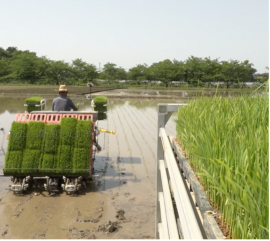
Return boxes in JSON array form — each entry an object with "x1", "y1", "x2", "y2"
[
  {"x1": 42, "y1": 124, "x2": 60, "y2": 154},
  {"x1": 175, "y1": 94, "x2": 269, "y2": 239},
  {"x1": 40, "y1": 154, "x2": 56, "y2": 174},
  {"x1": 74, "y1": 120, "x2": 92, "y2": 149},
  {"x1": 56, "y1": 145, "x2": 73, "y2": 174},
  {"x1": 21, "y1": 149, "x2": 41, "y2": 174},
  {"x1": 94, "y1": 105, "x2": 107, "y2": 112},
  {"x1": 4, "y1": 151, "x2": 23, "y2": 174},
  {"x1": 97, "y1": 113, "x2": 107, "y2": 120},
  {"x1": 72, "y1": 148, "x2": 90, "y2": 174},
  {"x1": 25, "y1": 122, "x2": 45, "y2": 150},
  {"x1": 59, "y1": 118, "x2": 77, "y2": 146},
  {"x1": 7, "y1": 122, "x2": 28, "y2": 151},
  {"x1": 93, "y1": 96, "x2": 107, "y2": 105}
]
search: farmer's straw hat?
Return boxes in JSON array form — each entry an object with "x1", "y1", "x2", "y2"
[{"x1": 55, "y1": 85, "x2": 68, "y2": 92}]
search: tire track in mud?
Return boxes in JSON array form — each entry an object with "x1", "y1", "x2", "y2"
[
  {"x1": 106, "y1": 108, "x2": 122, "y2": 189},
  {"x1": 142, "y1": 108, "x2": 175, "y2": 134},
  {"x1": 128, "y1": 107, "x2": 157, "y2": 142},
  {"x1": 116, "y1": 106, "x2": 155, "y2": 191},
  {"x1": 122, "y1": 105, "x2": 156, "y2": 163},
  {"x1": 128, "y1": 106, "x2": 158, "y2": 140},
  {"x1": 138, "y1": 107, "x2": 175, "y2": 135},
  {"x1": 146, "y1": 107, "x2": 177, "y2": 135},
  {"x1": 111, "y1": 106, "x2": 138, "y2": 183},
  {"x1": 128, "y1": 103, "x2": 176, "y2": 149},
  {"x1": 98, "y1": 115, "x2": 113, "y2": 191}
]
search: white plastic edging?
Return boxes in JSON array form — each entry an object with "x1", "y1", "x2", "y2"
[
  {"x1": 159, "y1": 192, "x2": 169, "y2": 239},
  {"x1": 159, "y1": 159, "x2": 179, "y2": 239},
  {"x1": 160, "y1": 127, "x2": 203, "y2": 239}
]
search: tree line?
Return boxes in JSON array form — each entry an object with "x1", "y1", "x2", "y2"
[{"x1": 0, "y1": 46, "x2": 267, "y2": 88}]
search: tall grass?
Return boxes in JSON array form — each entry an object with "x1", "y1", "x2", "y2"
[{"x1": 175, "y1": 94, "x2": 269, "y2": 239}]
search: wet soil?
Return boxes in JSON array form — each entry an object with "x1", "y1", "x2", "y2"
[{"x1": 0, "y1": 96, "x2": 178, "y2": 239}]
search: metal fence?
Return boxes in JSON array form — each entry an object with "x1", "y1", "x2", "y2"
[{"x1": 155, "y1": 103, "x2": 205, "y2": 239}]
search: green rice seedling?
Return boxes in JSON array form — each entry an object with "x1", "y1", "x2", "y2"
[
  {"x1": 97, "y1": 113, "x2": 107, "y2": 120},
  {"x1": 7, "y1": 122, "x2": 28, "y2": 151},
  {"x1": 175, "y1": 94, "x2": 269, "y2": 239},
  {"x1": 4, "y1": 151, "x2": 23, "y2": 174},
  {"x1": 72, "y1": 148, "x2": 90, "y2": 174},
  {"x1": 40, "y1": 154, "x2": 56, "y2": 174},
  {"x1": 56, "y1": 145, "x2": 73, "y2": 174},
  {"x1": 21, "y1": 149, "x2": 41, "y2": 174},
  {"x1": 93, "y1": 96, "x2": 107, "y2": 105},
  {"x1": 74, "y1": 120, "x2": 92, "y2": 149},
  {"x1": 25, "y1": 96, "x2": 44, "y2": 112},
  {"x1": 94, "y1": 105, "x2": 107, "y2": 112},
  {"x1": 25, "y1": 96, "x2": 44, "y2": 104},
  {"x1": 26, "y1": 106, "x2": 41, "y2": 112},
  {"x1": 42, "y1": 124, "x2": 60, "y2": 154},
  {"x1": 59, "y1": 118, "x2": 77, "y2": 146},
  {"x1": 25, "y1": 122, "x2": 45, "y2": 150}
]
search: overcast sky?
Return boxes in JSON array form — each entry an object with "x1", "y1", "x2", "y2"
[{"x1": 0, "y1": 0, "x2": 269, "y2": 73}]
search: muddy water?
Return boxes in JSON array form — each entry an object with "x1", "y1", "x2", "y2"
[{"x1": 0, "y1": 97, "x2": 182, "y2": 239}]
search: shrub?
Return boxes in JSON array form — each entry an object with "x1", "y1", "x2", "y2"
[
  {"x1": 7, "y1": 122, "x2": 28, "y2": 151},
  {"x1": 25, "y1": 122, "x2": 45, "y2": 150},
  {"x1": 40, "y1": 154, "x2": 56, "y2": 174},
  {"x1": 59, "y1": 118, "x2": 77, "y2": 146},
  {"x1": 42, "y1": 124, "x2": 60, "y2": 154},
  {"x1": 4, "y1": 151, "x2": 23, "y2": 174},
  {"x1": 93, "y1": 96, "x2": 107, "y2": 105},
  {"x1": 74, "y1": 120, "x2": 92, "y2": 149},
  {"x1": 56, "y1": 145, "x2": 73, "y2": 174},
  {"x1": 21, "y1": 149, "x2": 41, "y2": 174},
  {"x1": 72, "y1": 148, "x2": 90, "y2": 174}
]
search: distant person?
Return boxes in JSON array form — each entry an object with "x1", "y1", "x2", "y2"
[{"x1": 52, "y1": 85, "x2": 78, "y2": 111}]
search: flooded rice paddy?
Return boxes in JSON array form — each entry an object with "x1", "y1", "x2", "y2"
[{"x1": 0, "y1": 95, "x2": 181, "y2": 239}]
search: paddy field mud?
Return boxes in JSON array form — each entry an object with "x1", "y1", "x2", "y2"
[{"x1": 0, "y1": 93, "x2": 180, "y2": 239}]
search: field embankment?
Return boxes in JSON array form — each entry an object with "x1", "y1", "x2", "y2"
[
  {"x1": 0, "y1": 84, "x2": 258, "y2": 99},
  {"x1": 175, "y1": 94, "x2": 269, "y2": 239}
]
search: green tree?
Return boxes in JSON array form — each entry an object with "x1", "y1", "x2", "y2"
[
  {"x1": 10, "y1": 51, "x2": 38, "y2": 83},
  {"x1": 182, "y1": 56, "x2": 206, "y2": 86},
  {"x1": 127, "y1": 64, "x2": 149, "y2": 81},
  {"x1": 71, "y1": 58, "x2": 98, "y2": 84},
  {"x1": 6, "y1": 47, "x2": 18, "y2": 56},
  {"x1": 0, "y1": 47, "x2": 9, "y2": 59},
  {"x1": 0, "y1": 58, "x2": 12, "y2": 80},
  {"x1": 218, "y1": 60, "x2": 256, "y2": 88},
  {"x1": 99, "y1": 62, "x2": 127, "y2": 81},
  {"x1": 115, "y1": 67, "x2": 127, "y2": 80},
  {"x1": 201, "y1": 57, "x2": 221, "y2": 83},
  {"x1": 44, "y1": 60, "x2": 73, "y2": 85},
  {"x1": 148, "y1": 59, "x2": 178, "y2": 87}
]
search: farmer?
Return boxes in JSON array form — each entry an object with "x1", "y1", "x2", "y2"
[{"x1": 52, "y1": 85, "x2": 79, "y2": 111}]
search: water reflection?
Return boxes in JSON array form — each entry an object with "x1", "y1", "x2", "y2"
[{"x1": 107, "y1": 88, "x2": 257, "y2": 98}]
